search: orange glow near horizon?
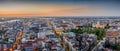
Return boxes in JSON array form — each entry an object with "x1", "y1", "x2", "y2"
[
  {"x1": 0, "y1": 7, "x2": 103, "y2": 16},
  {"x1": 0, "y1": 2, "x2": 119, "y2": 17}
]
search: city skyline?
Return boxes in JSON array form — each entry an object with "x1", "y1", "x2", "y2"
[{"x1": 0, "y1": 0, "x2": 120, "y2": 51}]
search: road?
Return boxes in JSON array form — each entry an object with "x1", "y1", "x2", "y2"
[
  {"x1": 48, "y1": 21, "x2": 69, "y2": 51},
  {"x1": 11, "y1": 29, "x2": 23, "y2": 51}
]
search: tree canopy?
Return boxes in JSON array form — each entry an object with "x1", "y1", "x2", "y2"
[{"x1": 70, "y1": 28, "x2": 105, "y2": 40}]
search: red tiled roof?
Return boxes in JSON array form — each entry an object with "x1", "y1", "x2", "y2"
[{"x1": 106, "y1": 31, "x2": 120, "y2": 37}]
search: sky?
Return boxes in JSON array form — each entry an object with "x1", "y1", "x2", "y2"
[{"x1": 0, "y1": 0, "x2": 120, "y2": 17}]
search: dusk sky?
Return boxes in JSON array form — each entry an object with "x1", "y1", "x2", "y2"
[{"x1": 0, "y1": 0, "x2": 120, "y2": 17}]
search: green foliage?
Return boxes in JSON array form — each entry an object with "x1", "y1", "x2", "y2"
[
  {"x1": 112, "y1": 44, "x2": 120, "y2": 50},
  {"x1": 3, "y1": 38, "x2": 9, "y2": 42},
  {"x1": 70, "y1": 28, "x2": 105, "y2": 40},
  {"x1": 70, "y1": 28, "x2": 83, "y2": 34},
  {"x1": 116, "y1": 45, "x2": 120, "y2": 50},
  {"x1": 105, "y1": 24, "x2": 110, "y2": 29}
]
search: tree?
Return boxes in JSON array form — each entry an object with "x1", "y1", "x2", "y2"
[
  {"x1": 116, "y1": 45, "x2": 120, "y2": 50},
  {"x1": 111, "y1": 44, "x2": 120, "y2": 50},
  {"x1": 105, "y1": 24, "x2": 110, "y2": 29},
  {"x1": 70, "y1": 28, "x2": 105, "y2": 40},
  {"x1": 3, "y1": 38, "x2": 9, "y2": 42}
]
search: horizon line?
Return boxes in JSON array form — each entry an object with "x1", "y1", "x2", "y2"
[{"x1": 0, "y1": 16, "x2": 120, "y2": 18}]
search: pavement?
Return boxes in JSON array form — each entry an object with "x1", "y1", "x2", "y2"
[
  {"x1": 49, "y1": 21, "x2": 69, "y2": 51},
  {"x1": 12, "y1": 29, "x2": 23, "y2": 50}
]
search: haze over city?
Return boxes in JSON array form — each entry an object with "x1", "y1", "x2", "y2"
[{"x1": 1, "y1": 0, "x2": 120, "y2": 51}]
